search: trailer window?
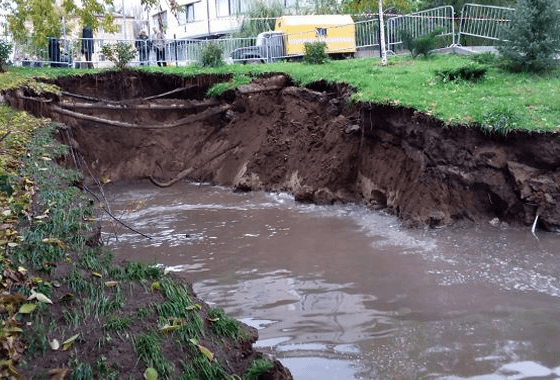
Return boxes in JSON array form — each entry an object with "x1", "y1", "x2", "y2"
[{"x1": 316, "y1": 28, "x2": 327, "y2": 37}]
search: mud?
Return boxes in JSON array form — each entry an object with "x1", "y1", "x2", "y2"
[{"x1": 3, "y1": 70, "x2": 560, "y2": 229}]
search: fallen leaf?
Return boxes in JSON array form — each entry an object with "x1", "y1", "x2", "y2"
[
  {"x1": 48, "y1": 367, "x2": 70, "y2": 380},
  {"x1": 185, "y1": 304, "x2": 202, "y2": 311},
  {"x1": 17, "y1": 303, "x2": 37, "y2": 314},
  {"x1": 2, "y1": 327, "x2": 23, "y2": 334},
  {"x1": 41, "y1": 238, "x2": 66, "y2": 249},
  {"x1": 104, "y1": 281, "x2": 118, "y2": 288},
  {"x1": 92, "y1": 272, "x2": 102, "y2": 278},
  {"x1": 189, "y1": 338, "x2": 214, "y2": 362},
  {"x1": 144, "y1": 367, "x2": 158, "y2": 380},
  {"x1": 62, "y1": 334, "x2": 79, "y2": 351},
  {"x1": 150, "y1": 281, "x2": 161, "y2": 291},
  {"x1": 160, "y1": 324, "x2": 182, "y2": 335},
  {"x1": 50, "y1": 339, "x2": 60, "y2": 350},
  {"x1": 29, "y1": 291, "x2": 53, "y2": 304}
]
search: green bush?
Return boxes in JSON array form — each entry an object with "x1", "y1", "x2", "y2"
[
  {"x1": 435, "y1": 65, "x2": 488, "y2": 82},
  {"x1": 471, "y1": 52, "x2": 497, "y2": 65},
  {"x1": 497, "y1": 0, "x2": 560, "y2": 72},
  {"x1": 200, "y1": 42, "x2": 224, "y2": 67},
  {"x1": 0, "y1": 39, "x2": 12, "y2": 71},
  {"x1": 303, "y1": 41, "x2": 328, "y2": 64},
  {"x1": 400, "y1": 28, "x2": 443, "y2": 58},
  {"x1": 101, "y1": 42, "x2": 136, "y2": 70}
]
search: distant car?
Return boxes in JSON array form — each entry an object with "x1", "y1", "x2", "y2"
[{"x1": 231, "y1": 31, "x2": 285, "y2": 64}]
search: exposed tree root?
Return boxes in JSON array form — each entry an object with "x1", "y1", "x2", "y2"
[{"x1": 149, "y1": 142, "x2": 241, "y2": 187}]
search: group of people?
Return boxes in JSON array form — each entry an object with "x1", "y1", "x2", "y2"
[
  {"x1": 48, "y1": 26, "x2": 167, "y2": 68},
  {"x1": 135, "y1": 28, "x2": 167, "y2": 67}
]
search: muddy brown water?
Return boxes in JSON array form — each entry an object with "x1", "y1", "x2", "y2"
[{"x1": 100, "y1": 180, "x2": 560, "y2": 380}]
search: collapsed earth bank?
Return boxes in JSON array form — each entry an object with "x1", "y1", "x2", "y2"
[{"x1": 4, "y1": 70, "x2": 560, "y2": 230}]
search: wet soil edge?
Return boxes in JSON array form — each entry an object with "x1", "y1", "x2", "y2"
[{"x1": 3, "y1": 70, "x2": 560, "y2": 230}]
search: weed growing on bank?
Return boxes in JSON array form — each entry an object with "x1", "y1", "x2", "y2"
[{"x1": 0, "y1": 119, "x2": 274, "y2": 378}]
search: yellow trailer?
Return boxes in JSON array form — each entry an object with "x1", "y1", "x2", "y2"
[{"x1": 274, "y1": 15, "x2": 356, "y2": 57}]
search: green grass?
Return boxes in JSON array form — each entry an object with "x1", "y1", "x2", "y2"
[
  {"x1": 134, "y1": 332, "x2": 176, "y2": 379},
  {"x1": 4, "y1": 53, "x2": 559, "y2": 131},
  {"x1": 245, "y1": 358, "x2": 274, "y2": 380},
  {"x1": 208, "y1": 307, "x2": 241, "y2": 340}
]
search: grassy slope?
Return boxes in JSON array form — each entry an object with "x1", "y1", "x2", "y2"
[
  {"x1": 155, "y1": 54, "x2": 560, "y2": 132},
  {"x1": 4, "y1": 53, "x2": 560, "y2": 132}
]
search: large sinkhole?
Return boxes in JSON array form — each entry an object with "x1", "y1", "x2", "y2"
[{"x1": 3, "y1": 70, "x2": 560, "y2": 229}]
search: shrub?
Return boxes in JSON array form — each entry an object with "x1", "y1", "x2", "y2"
[
  {"x1": 0, "y1": 39, "x2": 12, "y2": 72},
  {"x1": 200, "y1": 42, "x2": 224, "y2": 67},
  {"x1": 400, "y1": 28, "x2": 443, "y2": 58},
  {"x1": 497, "y1": 0, "x2": 560, "y2": 72},
  {"x1": 435, "y1": 65, "x2": 488, "y2": 82},
  {"x1": 101, "y1": 42, "x2": 136, "y2": 70},
  {"x1": 471, "y1": 52, "x2": 497, "y2": 65},
  {"x1": 303, "y1": 41, "x2": 328, "y2": 64}
]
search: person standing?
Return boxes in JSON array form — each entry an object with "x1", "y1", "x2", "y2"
[
  {"x1": 48, "y1": 37, "x2": 60, "y2": 67},
  {"x1": 81, "y1": 26, "x2": 94, "y2": 68},
  {"x1": 152, "y1": 27, "x2": 166, "y2": 67},
  {"x1": 135, "y1": 30, "x2": 150, "y2": 66}
]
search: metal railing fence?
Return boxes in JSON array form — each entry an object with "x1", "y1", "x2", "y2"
[
  {"x1": 386, "y1": 6, "x2": 455, "y2": 53},
  {"x1": 9, "y1": 4, "x2": 527, "y2": 68},
  {"x1": 457, "y1": 3, "x2": 514, "y2": 44}
]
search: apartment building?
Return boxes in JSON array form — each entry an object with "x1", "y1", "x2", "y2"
[{"x1": 149, "y1": 0, "x2": 303, "y2": 40}]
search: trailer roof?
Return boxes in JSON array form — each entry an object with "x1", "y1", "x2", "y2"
[{"x1": 276, "y1": 15, "x2": 354, "y2": 27}]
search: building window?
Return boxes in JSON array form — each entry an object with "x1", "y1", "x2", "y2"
[
  {"x1": 216, "y1": 0, "x2": 246, "y2": 17},
  {"x1": 152, "y1": 11, "x2": 168, "y2": 29},
  {"x1": 178, "y1": 3, "x2": 197, "y2": 25},
  {"x1": 316, "y1": 27, "x2": 327, "y2": 37}
]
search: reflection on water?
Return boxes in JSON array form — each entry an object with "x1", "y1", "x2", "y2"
[{"x1": 100, "y1": 180, "x2": 560, "y2": 380}]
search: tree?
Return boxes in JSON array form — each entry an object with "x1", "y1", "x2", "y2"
[
  {"x1": 0, "y1": 39, "x2": 13, "y2": 72},
  {"x1": 234, "y1": 0, "x2": 283, "y2": 38},
  {"x1": 5, "y1": 0, "x2": 159, "y2": 48},
  {"x1": 497, "y1": 0, "x2": 560, "y2": 72},
  {"x1": 343, "y1": 0, "x2": 415, "y2": 14}
]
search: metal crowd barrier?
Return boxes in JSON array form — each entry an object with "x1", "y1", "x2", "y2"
[
  {"x1": 8, "y1": 4, "x2": 529, "y2": 68},
  {"x1": 457, "y1": 3, "x2": 514, "y2": 44},
  {"x1": 386, "y1": 6, "x2": 455, "y2": 53}
]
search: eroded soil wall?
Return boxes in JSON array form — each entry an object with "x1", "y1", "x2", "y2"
[{"x1": 3, "y1": 71, "x2": 560, "y2": 229}]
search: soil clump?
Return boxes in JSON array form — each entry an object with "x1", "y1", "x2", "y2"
[{"x1": 3, "y1": 70, "x2": 560, "y2": 230}]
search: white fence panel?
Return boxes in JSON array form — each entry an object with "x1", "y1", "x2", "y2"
[
  {"x1": 386, "y1": 6, "x2": 455, "y2": 52},
  {"x1": 458, "y1": 3, "x2": 514, "y2": 43},
  {"x1": 355, "y1": 18, "x2": 381, "y2": 49}
]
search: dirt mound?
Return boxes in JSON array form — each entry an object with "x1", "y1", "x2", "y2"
[{"x1": 3, "y1": 70, "x2": 560, "y2": 230}]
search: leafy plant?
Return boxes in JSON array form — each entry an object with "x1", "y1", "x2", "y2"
[
  {"x1": 400, "y1": 28, "x2": 443, "y2": 58},
  {"x1": 199, "y1": 42, "x2": 224, "y2": 67},
  {"x1": 435, "y1": 65, "x2": 487, "y2": 82},
  {"x1": 101, "y1": 42, "x2": 137, "y2": 70},
  {"x1": 497, "y1": 0, "x2": 560, "y2": 72},
  {"x1": 481, "y1": 105, "x2": 523, "y2": 134},
  {"x1": 245, "y1": 358, "x2": 274, "y2": 380},
  {"x1": 303, "y1": 41, "x2": 328, "y2": 64},
  {"x1": 0, "y1": 39, "x2": 12, "y2": 71}
]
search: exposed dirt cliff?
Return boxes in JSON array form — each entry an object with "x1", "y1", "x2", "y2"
[{"x1": 3, "y1": 70, "x2": 560, "y2": 230}]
